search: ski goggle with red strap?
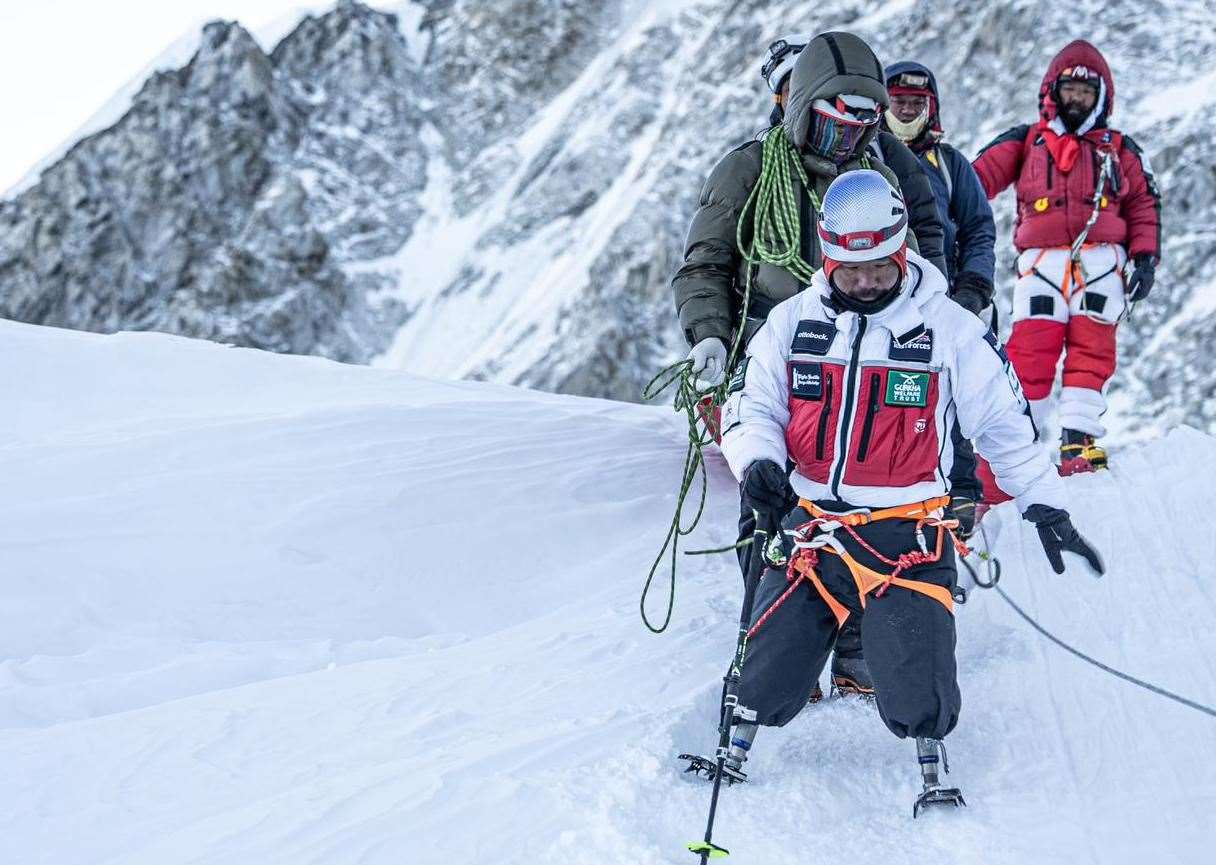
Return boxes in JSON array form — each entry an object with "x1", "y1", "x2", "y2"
[{"x1": 818, "y1": 211, "x2": 908, "y2": 252}]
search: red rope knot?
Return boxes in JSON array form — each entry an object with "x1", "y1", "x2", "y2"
[
  {"x1": 786, "y1": 546, "x2": 819, "y2": 583},
  {"x1": 746, "y1": 536, "x2": 827, "y2": 640},
  {"x1": 874, "y1": 549, "x2": 938, "y2": 597},
  {"x1": 925, "y1": 515, "x2": 972, "y2": 559}
]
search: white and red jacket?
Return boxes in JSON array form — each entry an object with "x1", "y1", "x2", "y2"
[{"x1": 720, "y1": 250, "x2": 1066, "y2": 512}]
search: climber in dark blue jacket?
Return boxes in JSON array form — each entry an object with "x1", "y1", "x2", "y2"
[
  {"x1": 882, "y1": 61, "x2": 997, "y2": 315},
  {"x1": 880, "y1": 60, "x2": 998, "y2": 530}
]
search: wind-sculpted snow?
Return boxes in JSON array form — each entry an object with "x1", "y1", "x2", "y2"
[
  {"x1": 1, "y1": 0, "x2": 1213, "y2": 438},
  {"x1": 2, "y1": 321, "x2": 1214, "y2": 863}
]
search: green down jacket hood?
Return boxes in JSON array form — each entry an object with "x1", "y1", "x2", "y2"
[{"x1": 784, "y1": 32, "x2": 890, "y2": 155}]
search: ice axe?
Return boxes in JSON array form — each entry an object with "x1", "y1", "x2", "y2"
[{"x1": 682, "y1": 510, "x2": 777, "y2": 862}]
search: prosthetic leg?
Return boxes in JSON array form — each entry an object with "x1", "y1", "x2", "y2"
[{"x1": 913, "y1": 736, "x2": 966, "y2": 817}]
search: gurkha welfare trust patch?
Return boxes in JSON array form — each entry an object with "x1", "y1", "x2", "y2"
[{"x1": 884, "y1": 370, "x2": 930, "y2": 407}]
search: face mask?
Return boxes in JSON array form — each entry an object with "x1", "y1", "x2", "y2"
[
  {"x1": 826, "y1": 260, "x2": 904, "y2": 314},
  {"x1": 828, "y1": 282, "x2": 901, "y2": 314},
  {"x1": 883, "y1": 104, "x2": 929, "y2": 143}
]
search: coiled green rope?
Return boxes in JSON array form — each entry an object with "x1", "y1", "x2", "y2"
[
  {"x1": 640, "y1": 127, "x2": 821, "y2": 633},
  {"x1": 737, "y1": 126, "x2": 819, "y2": 285}
]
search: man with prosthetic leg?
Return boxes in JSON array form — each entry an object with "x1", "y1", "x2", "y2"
[
  {"x1": 676, "y1": 31, "x2": 953, "y2": 701},
  {"x1": 689, "y1": 170, "x2": 1103, "y2": 815}
]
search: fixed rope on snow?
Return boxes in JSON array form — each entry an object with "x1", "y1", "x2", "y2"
[
  {"x1": 992, "y1": 584, "x2": 1216, "y2": 720},
  {"x1": 961, "y1": 523, "x2": 1216, "y2": 721},
  {"x1": 640, "y1": 127, "x2": 819, "y2": 633}
]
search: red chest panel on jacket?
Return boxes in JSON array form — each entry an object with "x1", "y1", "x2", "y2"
[
  {"x1": 786, "y1": 360, "x2": 845, "y2": 484},
  {"x1": 1013, "y1": 129, "x2": 1132, "y2": 251},
  {"x1": 785, "y1": 359, "x2": 941, "y2": 487},
  {"x1": 842, "y1": 366, "x2": 940, "y2": 487}
]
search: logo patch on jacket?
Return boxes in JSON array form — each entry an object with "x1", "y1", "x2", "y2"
[
  {"x1": 888, "y1": 328, "x2": 934, "y2": 363},
  {"x1": 727, "y1": 357, "x2": 749, "y2": 394},
  {"x1": 790, "y1": 362, "x2": 824, "y2": 400},
  {"x1": 885, "y1": 371, "x2": 930, "y2": 407},
  {"x1": 790, "y1": 320, "x2": 835, "y2": 355}
]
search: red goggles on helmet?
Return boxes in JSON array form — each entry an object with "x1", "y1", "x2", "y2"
[{"x1": 818, "y1": 212, "x2": 908, "y2": 251}]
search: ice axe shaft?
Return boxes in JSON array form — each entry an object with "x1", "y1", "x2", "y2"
[{"x1": 687, "y1": 510, "x2": 775, "y2": 862}]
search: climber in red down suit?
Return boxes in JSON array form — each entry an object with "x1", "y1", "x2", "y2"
[{"x1": 972, "y1": 39, "x2": 1161, "y2": 475}]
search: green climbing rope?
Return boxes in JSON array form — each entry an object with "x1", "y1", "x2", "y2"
[
  {"x1": 639, "y1": 126, "x2": 821, "y2": 633},
  {"x1": 736, "y1": 126, "x2": 819, "y2": 287},
  {"x1": 638, "y1": 358, "x2": 718, "y2": 634}
]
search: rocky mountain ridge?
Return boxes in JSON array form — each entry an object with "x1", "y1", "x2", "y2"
[{"x1": 2, "y1": 0, "x2": 1213, "y2": 436}]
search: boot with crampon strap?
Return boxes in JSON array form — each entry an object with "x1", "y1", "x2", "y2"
[
  {"x1": 1059, "y1": 428, "x2": 1108, "y2": 476},
  {"x1": 830, "y1": 653, "x2": 876, "y2": 698}
]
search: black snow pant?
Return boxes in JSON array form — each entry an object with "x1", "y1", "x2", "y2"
[
  {"x1": 739, "y1": 439, "x2": 974, "y2": 660},
  {"x1": 737, "y1": 505, "x2": 961, "y2": 740},
  {"x1": 738, "y1": 486, "x2": 866, "y2": 660}
]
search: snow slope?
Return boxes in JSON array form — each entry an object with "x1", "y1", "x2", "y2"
[{"x1": 2, "y1": 321, "x2": 1214, "y2": 864}]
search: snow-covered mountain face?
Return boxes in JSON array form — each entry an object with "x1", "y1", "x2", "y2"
[{"x1": 2, "y1": 0, "x2": 1213, "y2": 433}]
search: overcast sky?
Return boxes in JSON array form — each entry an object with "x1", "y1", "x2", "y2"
[{"x1": 0, "y1": 1, "x2": 392, "y2": 193}]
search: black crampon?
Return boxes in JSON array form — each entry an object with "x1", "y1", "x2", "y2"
[{"x1": 680, "y1": 752, "x2": 748, "y2": 785}]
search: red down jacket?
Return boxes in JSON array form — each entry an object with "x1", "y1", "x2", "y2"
[{"x1": 972, "y1": 40, "x2": 1161, "y2": 260}]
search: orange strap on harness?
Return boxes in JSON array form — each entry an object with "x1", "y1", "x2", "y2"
[
  {"x1": 801, "y1": 496, "x2": 951, "y2": 526},
  {"x1": 746, "y1": 496, "x2": 969, "y2": 639},
  {"x1": 1019, "y1": 245, "x2": 1099, "y2": 302}
]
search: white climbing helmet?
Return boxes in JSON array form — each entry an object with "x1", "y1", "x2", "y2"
[
  {"x1": 817, "y1": 169, "x2": 909, "y2": 273},
  {"x1": 761, "y1": 36, "x2": 807, "y2": 94}
]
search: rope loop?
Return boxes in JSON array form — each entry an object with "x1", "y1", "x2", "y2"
[{"x1": 639, "y1": 126, "x2": 822, "y2": 633}]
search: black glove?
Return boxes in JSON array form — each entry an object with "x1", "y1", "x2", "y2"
[
  {"x1": 1023, "y1": 504, "x2": 1105, "y2": 576},
  {"x1": 948, "y1": 495, "x2": 978, "y2": 539},
  {"x1": 950, "y1": 271, "x2": 994, "y2": 316},
  {"x1": 1125, "y1": 255, "x2": 1155, "y2": 303},
  {"x1": 741, "y1": 459, "x2": 794, "y2": 518}
]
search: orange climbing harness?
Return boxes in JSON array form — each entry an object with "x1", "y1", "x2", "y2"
[
  {"x1": 746, "y1": 496, "x2": 970, "y2": 639},
  {"x1": 1019, "y1": 244, "x2": 1108, "y2": 302}
]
